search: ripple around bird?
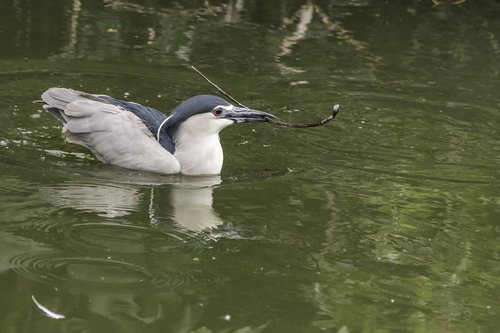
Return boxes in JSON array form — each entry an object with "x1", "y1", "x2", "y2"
[
  {"x1": 62, "y1": 222, "x2": 207, "y2": 256},
  {"x1": 8, "y1": 252, "x2": 201, "y2": 289},
  {"x1": 10, "y1": 253, "x2": 154, "y2": 287}
]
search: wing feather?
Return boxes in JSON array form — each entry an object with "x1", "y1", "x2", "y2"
[
  {"x1": 59, "y1": 99, "x2": 180, "y2": 174},
  {"x1": 41, "y1": 88, "x2": 82, "y2": 111}
]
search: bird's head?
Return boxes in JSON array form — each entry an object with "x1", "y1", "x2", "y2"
[{"x1": 164, "y1": 95, "x2": 277, "y2": 137}]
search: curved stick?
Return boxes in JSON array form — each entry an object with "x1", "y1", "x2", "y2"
[{"x1": 267, "y1": 104, "x2": 340, "y2": 128}]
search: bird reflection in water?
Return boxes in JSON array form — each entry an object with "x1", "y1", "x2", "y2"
[
  {"x1": 45, "y1": 173, "x2": 224, "y2": 232},
  {"x1": 7, "y1": 173, "x2": 227, "y2": 331}
]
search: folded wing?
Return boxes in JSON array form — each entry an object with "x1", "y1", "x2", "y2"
[{"x1": 42, "y1": 88, "x2": 180, "y2": 174}]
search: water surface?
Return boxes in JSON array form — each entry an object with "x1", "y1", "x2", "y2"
[{"x1": 1, "y1": 1, "x2": 500, "y2": 332}]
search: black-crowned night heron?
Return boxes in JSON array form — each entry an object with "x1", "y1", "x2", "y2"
[{"x1": 41, "y1": 88, "x2": 277, "y2": 175}]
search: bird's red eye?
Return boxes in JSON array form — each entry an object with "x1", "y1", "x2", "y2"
[{"x1": 213, "y1": 108, "x2": 223, "y2": 116}]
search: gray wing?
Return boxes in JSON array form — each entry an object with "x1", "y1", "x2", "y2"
[
  {"x1": 96, "y1": 95, "x2": 176, "y2": 154},
  {"x1": 41, "y1": 88, "x2": 180, "y2": 174}
]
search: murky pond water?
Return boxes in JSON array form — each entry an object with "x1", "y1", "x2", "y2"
[{"x1": 1, "y1": 0, "x2": 500, "y2": 332}]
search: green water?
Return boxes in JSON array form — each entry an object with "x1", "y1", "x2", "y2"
[{"x1": 1, "y1": 0, "x2": 500, "y2": 332}]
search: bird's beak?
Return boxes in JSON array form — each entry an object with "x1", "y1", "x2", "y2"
[{"x1": 219, "y1": 106, "x2": 277, "y2": 123}]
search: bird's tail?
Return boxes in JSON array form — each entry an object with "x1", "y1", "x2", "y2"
[{"x1": 40, "y1": 88, "x2": 88, "y2": 124}]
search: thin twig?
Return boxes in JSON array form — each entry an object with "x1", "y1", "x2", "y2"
[
  {"x1": 191, "y1": 66, "x2": 247, "y2": 108},
  {"x1": 266, "y1": 104, "x2": 340, "y2": 128}
]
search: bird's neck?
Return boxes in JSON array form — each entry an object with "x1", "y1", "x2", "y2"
[{"x1": 173, "y1": 131, "x2": 224, "y2": 175}]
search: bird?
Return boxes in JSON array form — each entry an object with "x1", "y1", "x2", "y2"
[{"x1": 40, "y1": 88, "x2": 277, "y2": 175}]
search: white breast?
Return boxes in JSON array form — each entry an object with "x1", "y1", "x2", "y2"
[{"x1": 172, "y1": 113, "x2": 233, "y2": 175}]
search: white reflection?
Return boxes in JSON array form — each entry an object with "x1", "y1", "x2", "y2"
[
  {"x1": 175, "y1": 29, "x2": 194, "y2": 62},
  {"x1": 171, "y1": 184, "x2": 223, "y2": 232},
  {"x1": 275, "y1": 2, "x2": 373, "y2": 74},
  {"x1": 48, "y1": 184, "x2": 141, "y2": 218},
  {"x1": 44, "y1": 174, "x2": 224, "y2": 232},
  {"x1": 65, "y1": 0, "x2": 81, "y2": 55},
  {"x1": 224, "y1": 0, "x2": 246, "y2": 23},
  {"x1": 313, "y1": 5, "x2": 368, "y2": 51},
  {"x1": 31, "y1": 295, "x2": 66, "y2": 320},
  {"x1": 276, "y1": 4, "x2": 314, "y2": 74}
]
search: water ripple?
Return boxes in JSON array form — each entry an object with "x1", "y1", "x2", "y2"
[
  {"x1": 62, "y1": 222, "x2": 205, "y2": 255},
  {"x1": 8, "y1": 248, "x2": 214, "y2": 289},
  {"x1": 10, "y1": 253, "x2": 162, "y2": 288}
]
